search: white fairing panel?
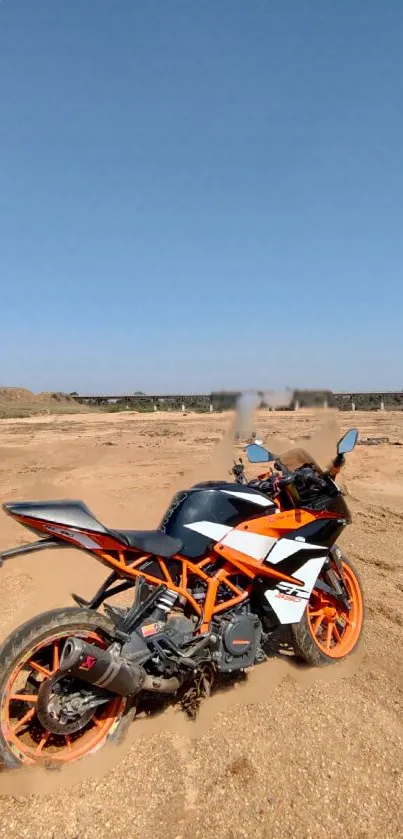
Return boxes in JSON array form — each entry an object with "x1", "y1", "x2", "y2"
[
  {"x1": 264, "y1": 538, "x2": 322, "y2": 565},
  {"x1": 183, "y1": 521, "x2": 232, "y2": 541},
  {"x1": 220, "y1": 530, "x2": 277, "y2": 560},
  {"x1": 183, "y1": 522, "x2": 276, "y2": 560},
  {"x1": 220, "y1": 489, "x2": 274, "y2": 508},
  {"x1": 264, "y1": 554, "x2": 327, "y2": 624}
]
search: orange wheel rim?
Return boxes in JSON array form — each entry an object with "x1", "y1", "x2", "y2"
[
  {"x1": 1, "y1": 629, "x2": 127, "y2": 765},
  {"x1": 307, "y1": 562, "x2": 363, "y2": 659}
]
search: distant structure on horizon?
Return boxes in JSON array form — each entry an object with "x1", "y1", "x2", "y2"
[{"x1": 70, "y1": 389, "x2": 403, "y2": 412}]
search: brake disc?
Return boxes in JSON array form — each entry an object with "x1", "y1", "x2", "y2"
[{"x1": 37, "y1": 675, "x2": 96, "y2": 735}]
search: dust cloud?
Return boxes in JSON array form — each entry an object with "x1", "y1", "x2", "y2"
[{"x1": 0, "y1": 646, "x2": 364, "y2": 798}]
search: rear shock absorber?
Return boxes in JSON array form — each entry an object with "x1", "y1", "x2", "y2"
[{"x1": 151, "y1": 589, "x2": 179, "y2": 623}]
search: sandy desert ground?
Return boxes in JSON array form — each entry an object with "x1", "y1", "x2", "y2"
[{"x1": 0, "y1": 409, "x2": 402, "y2": 839}]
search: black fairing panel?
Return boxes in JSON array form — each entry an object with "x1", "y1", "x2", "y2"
[
  {"x1": 3, "y1": 500, "x2": 108, "y2": 534},
  {"x1": 160, "y1": 484, "x2": 269, "y2": 558},
  {"x1": 284, "y1": 517, "x2": 345, "y2": 549},
  {"x1": 298, "y1": 489, "x2": 352, "y2": 523},
  {"x1": 322, "y1": 494, "x2": 352, "y2": 523}
]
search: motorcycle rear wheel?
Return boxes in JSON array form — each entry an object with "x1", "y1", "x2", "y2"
[
  {"x1": 0, "y1": 608, "x2": 135, "y2": 768},
  {"x1": 291, "y1": 555, "x2": 364, "y2": 666}
]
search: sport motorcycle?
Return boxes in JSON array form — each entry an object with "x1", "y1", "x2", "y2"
[{"x1": 0, "y1": 428, "x2": 363, "y2": 767}]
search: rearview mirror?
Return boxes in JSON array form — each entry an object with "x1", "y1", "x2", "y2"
[
  {"x1": 246, "y1": 443, "x2": 273, "y2": 463},
  {"x1": 337, "y1": 428, "x2": 359, "y2": 455}
]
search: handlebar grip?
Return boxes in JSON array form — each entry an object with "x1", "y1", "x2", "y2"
[
  {"x1": 309, "y1": 473, "x2": 328, "y2": 491},
  {"x1": 258, "y1": 480, "x2": 274, "y2": 493},
  {"x1": 277, "y1": 475, "x2": 295, "y2": 488}
]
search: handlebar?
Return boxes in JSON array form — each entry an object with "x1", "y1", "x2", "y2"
[
  {"x1": 249, "y1": 464, "x2": 330, "y2": 501},
  {"x1": 233, "y1": 458, "x2": 336, "y2": 503},
  {"x1": 249, "y1": 472, "x2": 295, "y2": 496}
]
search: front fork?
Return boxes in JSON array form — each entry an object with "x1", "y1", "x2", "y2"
[{"x1": 319, "y1": 545, "x2": 351, "y2": 611}]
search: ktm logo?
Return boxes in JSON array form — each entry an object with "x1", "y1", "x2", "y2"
[{"x1": 79, "y1": 655, "x2": 97, "y2": 671}]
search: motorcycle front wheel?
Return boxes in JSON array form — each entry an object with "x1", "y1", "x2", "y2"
[
  {"x1": 291, "y1": 555, "x2": 364, "y2": 666},
  {"x1": 0, "y1": 608, "x2": 135, "y2": 768}
]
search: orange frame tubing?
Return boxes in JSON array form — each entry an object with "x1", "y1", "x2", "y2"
[
  {"x1": 94, "y1": 541, "x2": 305, "y2": 634},
  {"x1": 95, "y1": 549, "x2": 207, "y2": 617}
]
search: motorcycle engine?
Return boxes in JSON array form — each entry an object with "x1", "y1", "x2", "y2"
[
  {"x1": 214, "y1": 612, "x2": 262, "y2": 672},
  {"x1": 165, "y1": 613, "x2": 195, "y2": 644}
]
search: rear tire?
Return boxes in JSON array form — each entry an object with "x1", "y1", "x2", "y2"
[
  {"x1": 0, "y1": 608, "x2": 136, "y2": 769},
  {"x1": 291, "y1": 555, "x2": 364, "y2": 666}
]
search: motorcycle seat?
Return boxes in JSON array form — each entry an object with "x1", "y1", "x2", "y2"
[{"x1": 110, "y1": 529, "x2": 183, "y2": 558}]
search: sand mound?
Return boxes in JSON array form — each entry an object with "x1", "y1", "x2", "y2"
[
  {"x1": 0, "y1": 387, "x2": 82, "y2": 417},
  {"x1": 0, "y1": 387, "x2": 41, "y2": 403}
]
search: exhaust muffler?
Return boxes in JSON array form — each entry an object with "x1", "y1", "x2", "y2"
[{"x1": 59, "y1": 637, "x2": 181, "y2": 697}]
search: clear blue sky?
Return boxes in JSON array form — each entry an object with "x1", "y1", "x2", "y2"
[{"x1": 1, "y1": 1, "x2": 402, "y2": 394}]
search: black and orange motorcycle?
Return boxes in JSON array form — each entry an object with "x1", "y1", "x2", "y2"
[{"x1": 0, "y1": 429, "x2": 364, "y2": 768}]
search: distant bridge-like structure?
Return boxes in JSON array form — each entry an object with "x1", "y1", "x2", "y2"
[{"x1": 70, "y1": 390, "x2": 403, "y2": 411}]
